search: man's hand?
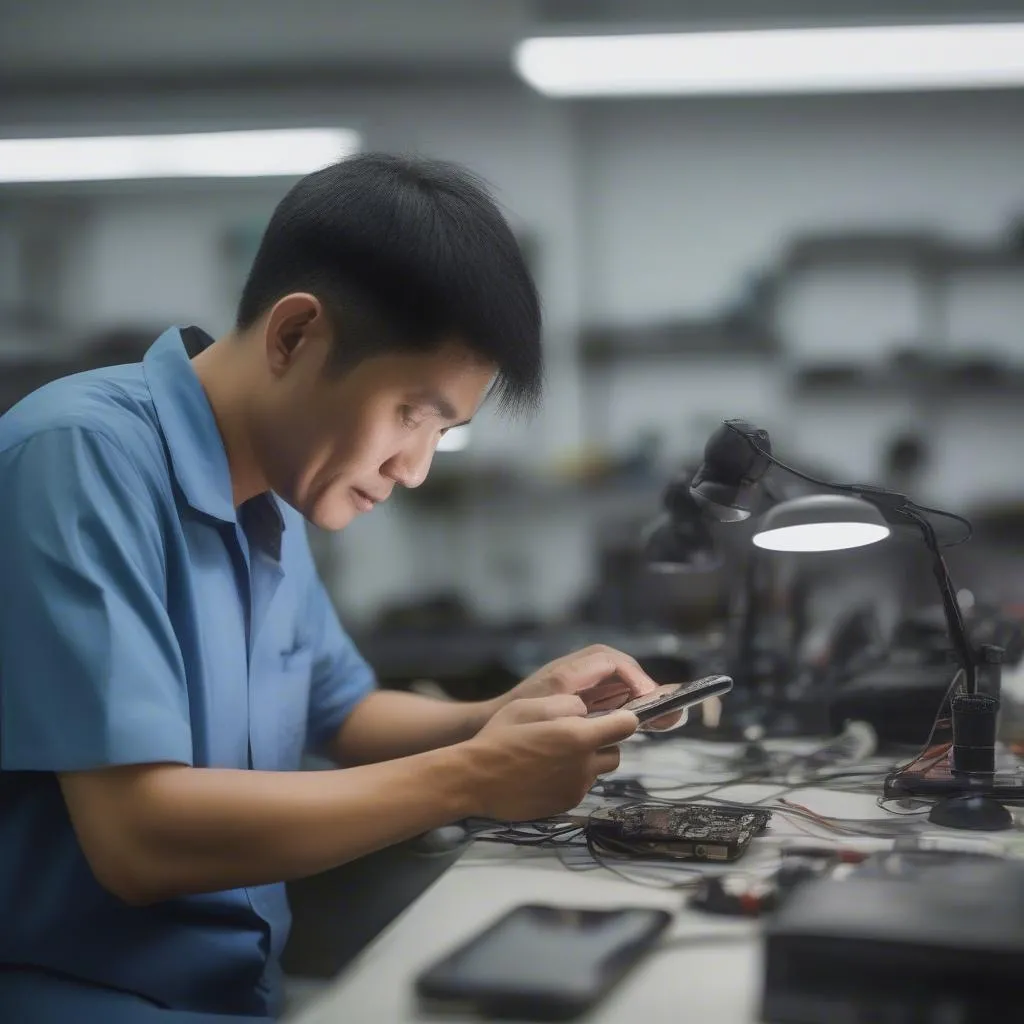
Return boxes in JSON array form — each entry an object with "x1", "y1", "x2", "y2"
[
  {"x1": 465, "y1": 696, "x2": 639, "y2": 821},
  {"x1": 491, "y1": 644, "x2": 686, "y2": 732}
]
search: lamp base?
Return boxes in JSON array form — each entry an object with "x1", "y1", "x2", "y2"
[
  {"x1": 926, "y1": 793, "x2": 1014, "y2": 831},
  {"x1": 884, "y1": 742, "x2": 1022, "y2": 837},
  {"x1": 883, "y1": 746, "x2": 1024, "y2": 801},
  {"x1": 883, "y1": 685, "x2": 1021, "y2": 817}
]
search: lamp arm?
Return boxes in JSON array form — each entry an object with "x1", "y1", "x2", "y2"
[
  {"x1": 897, "y1": 506, "x2": 978, "y2": 695},
  {"x1": 730, "y1": 427, "x2": 978, "y2": 693}
]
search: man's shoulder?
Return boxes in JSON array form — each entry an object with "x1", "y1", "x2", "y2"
[
  {"x1": 0, "y1": 365, "x2": 169, "y2": 486},
  {"x1": 1, "y1": 364, "x2": 157, "y2": 451}
]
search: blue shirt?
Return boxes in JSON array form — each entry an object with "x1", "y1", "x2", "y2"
[{"x1": 0, "y1": 327, "x2": 375, "y2": 1018}]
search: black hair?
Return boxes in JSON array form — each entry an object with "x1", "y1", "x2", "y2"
[{"x1": 237, "y1": 152, "x2": 542, "y2": 414}]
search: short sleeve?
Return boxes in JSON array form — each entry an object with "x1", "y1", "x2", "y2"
[
  {"x1": 303, "y1": 575, "x2": 376, "y2": 757},
  {"x1": 0, "y1": 428, "x2": 192, "y2": 771}
]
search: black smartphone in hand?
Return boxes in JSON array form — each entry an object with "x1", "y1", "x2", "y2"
[
  {"x1": 415, "y1": 903, "x2": 672, "y2": 1020},
  {"x1": 587, "y1": 674, "x2": 733, "y2": 724}
]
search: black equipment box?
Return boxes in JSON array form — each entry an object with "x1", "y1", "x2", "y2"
[{"x1": 761, "y1": 852, "x2": 1024, "y2": 1023}]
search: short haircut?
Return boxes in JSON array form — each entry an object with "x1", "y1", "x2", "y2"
[{"x1": 237, "y1": 152, "x2": 543, "y2": 414}]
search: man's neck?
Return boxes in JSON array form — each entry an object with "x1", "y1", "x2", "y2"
[{"x1": 190, "y1": 336, "x2": 268, "y2": 508}]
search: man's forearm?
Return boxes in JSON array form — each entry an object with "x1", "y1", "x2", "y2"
[
  {"x1": 332, "y1": 689, "x2": 499, "y2": 765},
  {"x1": 60, "y1": 745, "x2": 479, "y2": 906}
]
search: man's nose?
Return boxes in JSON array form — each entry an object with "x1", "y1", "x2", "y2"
[{"x1": 383, "y1": 437, "x2": 436, "y2": 489}]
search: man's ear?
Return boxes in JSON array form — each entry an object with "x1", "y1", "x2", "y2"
[{"x1": 263, "y1": 293, "x2": 329, "y2": 376}]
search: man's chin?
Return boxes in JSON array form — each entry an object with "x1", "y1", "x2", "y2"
[
  {"x1": 312, "y1": 492, "x2": 375, "y2": 530},
  {"x1": 310, "y1": 506, "x2": 358, "y2": 531}
]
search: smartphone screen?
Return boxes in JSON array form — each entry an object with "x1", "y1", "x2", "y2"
[
  {"x1": 416, "y1": 904, "x2": 671, "y2": 1019},
  {"x1": 588, "y1": 676, "x2": 733, "y2": 724}
]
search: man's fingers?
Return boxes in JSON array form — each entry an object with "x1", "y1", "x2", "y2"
[
  {"x1": 576, "y1": 708, "x2": 639, "y2": 747},
  {"x1": 550, "y1": 651, "x2": 657, "y2": 699},
  {"x1": 578, "y1": 677, "x2": 631, "y2": 711},
  {"x1": 641, "y1": 707, "x2": 689, "y2": 732},
  {"x1": 505, "y1": 694, "x2": 587, "y2": 723},
  {"x1": 580, "y1": 676, "x2": 629, "y2": 700},
  {"x1": 587, "y1": 692, "x2": 631, "y2": 712},
  {"x1": 592, "y1": 747, "x2": 622, "y2": 776},
  {"x1": 603, "y1": 655, "x2": 658, "y2": 698}
]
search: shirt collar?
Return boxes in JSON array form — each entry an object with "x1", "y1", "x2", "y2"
[{"x1": 144, "y1": 326, "x2": 284, "y2": 557}]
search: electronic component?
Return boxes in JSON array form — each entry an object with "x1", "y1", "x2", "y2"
[
  {"x1": 773, "y1": 857, "x2": 830, "y2": 902},
  {"x1": 689, "y1": 875, "x2": 778, "y2": 917},
  {"x1": 587, "y1": 802, "x2": 771, "y2": 862}
]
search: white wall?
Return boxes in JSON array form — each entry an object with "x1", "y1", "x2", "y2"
[
  {"x1": 3, "y1": 83, "x2": 1024, "y2": 621},
  {"x1": 577, "y1": 90, "x2": 1024, "y2": 510},
  {"x1": 582, "y1": 91, "x2": 1024, "y2": 320}
]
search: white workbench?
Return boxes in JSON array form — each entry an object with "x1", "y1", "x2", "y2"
[{"x1": 286, "y1": 736, "x2": 1014, "y2": 1024}]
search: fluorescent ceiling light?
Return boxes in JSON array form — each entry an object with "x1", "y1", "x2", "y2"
[
  {"x1": 436, "y1": 425, "x2": 471, "y2": 453},
  {"x1": 514, "y1": 22, "x2": 1024, "y2": 97},
  {"x1": 0, "y1": 128, "x2": 360, "y2": 183}
]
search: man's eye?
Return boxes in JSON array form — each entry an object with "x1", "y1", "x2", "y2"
[{"x1": 399, "y1": 406, "x2": 421, "y2": 428}]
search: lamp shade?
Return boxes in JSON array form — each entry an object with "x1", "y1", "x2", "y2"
[{"x1": 752, "y1": 494, "x2": 890, "y2": 552}]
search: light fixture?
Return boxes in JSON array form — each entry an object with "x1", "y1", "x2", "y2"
[
  {"x1": 513, "y1": 22, "x2": 1024, "y2": 98},
  {"x1": 689, "y1": 418, "x2": 1012, "y2": 831},
  {"x1": 752, "y1": 495, "x2": 891, "y2": 553},
  {"x1": 0, "y1": 128, "x2": 361, "y2": 184},
  {"x1": 436, "y1": 425, "x2": 471, "y2": 453},
  {"x1": 641, "y1": 473, "x2": 722, "y2": 573}
]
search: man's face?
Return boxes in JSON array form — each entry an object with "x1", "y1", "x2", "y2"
[{"x1": 254, "y1": 332, "x2": 493, "y2": 530}]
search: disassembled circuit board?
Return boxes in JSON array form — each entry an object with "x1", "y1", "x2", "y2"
[{"x1": 585, "y1": 803, "x2": 772, "y2": 862}]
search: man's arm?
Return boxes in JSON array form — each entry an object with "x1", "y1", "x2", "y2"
[
  {"x1": 299, "y1": 524, "x2": 665, "y2": 766},
  {"x1": 59, "y1": 701, "x2": 637, "y2": 905},
  {"x1": 329, "y1": 689, "x2": 496, "y2": 765},
  {"x1": 330, "y1": 645, "x2": 665, "y2": 765},
  {"x1": 59, "y1": 747, "x2": 474, "y2": 905},
  {"x1": 298, "y1": 563, "x2": 500, "y2": 765}
]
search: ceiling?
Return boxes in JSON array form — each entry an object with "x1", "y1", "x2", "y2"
[{"x1": 2, "y1": 0, "x2": 1023, "y2": 90}]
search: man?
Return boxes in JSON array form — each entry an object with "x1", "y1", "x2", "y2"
[{"x1": 0, "y1": 154, "x2": 675, "y2": 1021}]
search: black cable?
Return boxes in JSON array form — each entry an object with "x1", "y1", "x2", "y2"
[
  {"x1": 581, "y1": 829, "x2": 705, "y2": 890},
  {"x1": 912, "y1": 502, "x2": 973, "y2": 545},
  {"x1": 738, "y1": 429, "x2": 973, "y2": 547},
  {"x1": 626, "y1": 739, "x2": 840, "y2": 792},
  {"x1": 475, "y1": 827, "x2": 584, "y2": 848},
  {"x1": 464, "y1": 818, "x2": 587, "y2": 849},
  {"x1": 601, "y1": 781, "x2": 929, "y2": 836},
  {"x1": 590, "y1": 769, "x2": 772, "y2": 805},
  {"x1": 887, "y1": 667, "x2": 965, "y2": 780},
  {"x1": 592, "y1": 739, "x2": 896, "y2": 805},
  {"x1": 724, "y1": 793, "x2": 930, "y2": 834},
  {"x1": 591, "y1": 760, "x2": 935, "y2": 833},
  {"x1": 467, "y1": 732, "x2": 937, "y2": 879}
]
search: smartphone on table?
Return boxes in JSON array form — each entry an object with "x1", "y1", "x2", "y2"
[
  {"x1": 415, "y1": 903, "x2": 672, "y2": 1020},
  {"x1": 587, "y1": 674, "x2": 733, "y2": 725}
]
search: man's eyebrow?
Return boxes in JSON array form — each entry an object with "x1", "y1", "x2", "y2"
[{"x1": 410, "y1": 389, "x2": 468, "y2": 425}]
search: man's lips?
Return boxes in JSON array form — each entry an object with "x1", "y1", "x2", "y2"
[{"x1": 352, "y1": 488, "x2": 385, "y2": 512}]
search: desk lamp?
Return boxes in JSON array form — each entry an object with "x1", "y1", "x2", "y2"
[
  {"x1": 688, "y1": 420, "x2": 1013, "y2": 831},
  {"x1": 644, "y1": 471, "x2": 805, "y2": 718}
]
